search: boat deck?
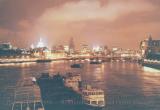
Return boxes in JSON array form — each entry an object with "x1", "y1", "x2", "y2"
[{"x1": 12, "y1": 77, "x2": 44, "y2": 110}]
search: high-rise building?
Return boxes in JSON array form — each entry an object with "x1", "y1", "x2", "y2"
[{"x1": 69, "y1": 37, "x2": 75, "y2": 53}]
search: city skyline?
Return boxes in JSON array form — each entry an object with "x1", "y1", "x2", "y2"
[{"x1": 0, "y1": 0, "x2": 160, "y2": 49}]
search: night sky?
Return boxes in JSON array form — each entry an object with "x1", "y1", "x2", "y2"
[{"x1": 0, "y1": 0, "x2": 160, "y2": 49}]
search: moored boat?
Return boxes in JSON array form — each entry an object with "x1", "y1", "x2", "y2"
[
  {"x1": 64, "y1": 73, "x2": 105, "y2": 108},
  {"x1": 90, "y1": 59, "x2": 102, "y2": 64},
  {"x1": 36, "y1": 59, "x2": 52, "y2": 63},
  {"x1": 142, "y1": 53, "x2": 160, "y2": 70},
  {"x1": 36, "y1": 72, "x2": 105, "y2": 110},
  {"x1": 64, "y1": 73, "x2": 82, "y2": 93},
  {"x1": 70, "y1": 63, "x2": 82, "y2": 68},
  {"x1": 82, "y1": 85, "x2": 105, "y2": 108}
]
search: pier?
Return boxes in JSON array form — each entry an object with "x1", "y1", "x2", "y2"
[{"x1": 11, "y1": 77, "x2": 44, "y2": 110}]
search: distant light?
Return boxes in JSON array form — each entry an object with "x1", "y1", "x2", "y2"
[
  {"x1": 64, "y1": 45, "x2": 69, "y2": 52},
  {"x1": 37, "y1": 38, "x2": 45, "y2": 48},
  {"x1": 93, "y1": 46, "x2": 101, "y2": 52},
  {"x1": 31, "y1": 77, "x2": 36, "y2": 82},
  {"x1": 31, "y1": 44, "x2": 35, "y2": 49},
  {"x1": 112, "y1": 48, "x2": 118, "y2": 51}
]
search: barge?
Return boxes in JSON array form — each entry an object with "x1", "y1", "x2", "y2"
[{"x1": 37, "y1": 73, "x2": 105, "y2": 110}]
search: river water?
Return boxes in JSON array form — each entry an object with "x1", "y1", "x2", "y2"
[{"x1": 0, "y1": 61, "x2": 160, "y2": 110}]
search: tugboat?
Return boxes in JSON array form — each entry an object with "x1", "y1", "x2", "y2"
[
  {"x1": 37, "y1": 73, "x2": 82, "y2": 110},
  {"x1": 70, "y1": 63, "x2": 82, "y2": 68}
]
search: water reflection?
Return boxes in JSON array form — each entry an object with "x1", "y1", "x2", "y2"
[
  {"x1": 140, "y1": 69, "x2": 160, "y2": 96},
  {"x1": 0, "y1": 61, "x2": 160, "y2": 110}
]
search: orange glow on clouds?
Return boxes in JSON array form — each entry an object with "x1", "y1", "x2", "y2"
[{"x1": 0, "y1": 0, "x2": 160, "y2": 49}]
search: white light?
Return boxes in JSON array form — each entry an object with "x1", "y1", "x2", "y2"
[
  {"x1": 37, "y1": 38, "x2": 45, "y2": 48},
  {"x1": 31, "y1": 44, "x2": 35, "y2": 49},
  {"x1": 64, "y1": 45, "x2": 69, "y2": 52},
  {"x1": 93, "y1": 46, "x2": 100, "y2": 52}
]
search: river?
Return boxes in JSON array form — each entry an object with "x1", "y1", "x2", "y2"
[{"x1": 0, "y1": 61, "x2": 160, "y2": 110}]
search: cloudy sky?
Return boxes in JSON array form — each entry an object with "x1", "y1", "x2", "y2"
[{"x1": 0, "y1": 0, "x2": 160, "y2": 49}]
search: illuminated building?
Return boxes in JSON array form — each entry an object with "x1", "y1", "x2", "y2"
[
  {"x1": 37, "y1": 38, "x2": 45, "y2": 48},
  {"x1": 0, "y1": 43, "x2": 12, "y2": 50},
  {"x1": 140, "y1": 35, "x2": 160, "y2": 57},
  {"x1": 0, "y1": 43, "x2": 25, "y2": 57},
  {"x1": 93, "y1": 46, "x2": 101, "y2": 52},
  {"x1": 69, "y1": 37, "x2": 75, "y2": 54},
  {"x1": 30, "y1": 44, "x2": 35, "y2": 49},
  {"x1": 30, "y1": 38, "x2": 51, "y2": 58},
  {"x1": 81, "y1": 44, "x2": 91, "y2": 53},
  {"x1": 92, "y1": 46, "x2": 105, "y2": 53},
  {"x1": 64, "y1": 45, "x2": 69, "y2": 53},
  {"x1": 140, "y1": 35, "x2": 160, "y2": 70},
  {"x1": 32, "y1": 47, "x2": 48, "y2": 58}
]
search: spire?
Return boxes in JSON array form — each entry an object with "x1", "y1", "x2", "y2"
[
  {"x1": 148, "y1": 34, "x2": 152, "y2": 41},
  {"x1": 145, "y1": 33, "x2": 152, "y2": 41}
]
